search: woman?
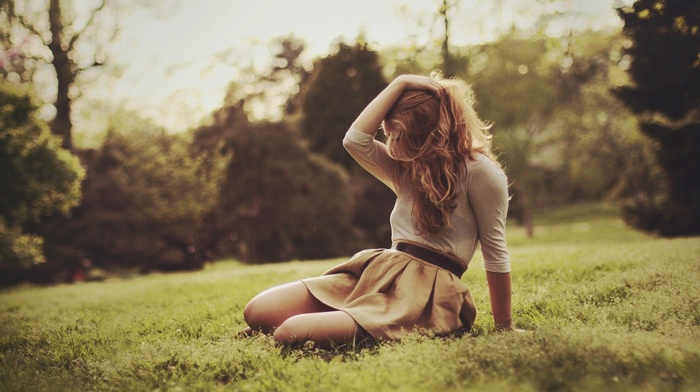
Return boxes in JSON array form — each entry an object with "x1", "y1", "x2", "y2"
[{"x1": 242, "y1": 74, "x2": 513, "y2": 348}]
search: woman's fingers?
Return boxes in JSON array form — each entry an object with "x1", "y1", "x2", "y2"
[{"x1": 401, "y1": 75, "x2": 441, "y2": 94}]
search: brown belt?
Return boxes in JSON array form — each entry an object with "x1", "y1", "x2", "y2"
[{"x1": 393, "y1": 242, "x2": 465, "y2": 277}]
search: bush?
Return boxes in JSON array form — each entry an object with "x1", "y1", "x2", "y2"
[
  {"x1": 194, "y1": 112, "x2": 360, "y2": 263},
  {"x1": 0, "y1": 83, "x2": 84, "y2": 285},
  {"x1": 36, "y1": 127, "x2": 228, "y2": 276}
]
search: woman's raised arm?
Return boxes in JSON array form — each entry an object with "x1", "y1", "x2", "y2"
[{"x1": 351, "y1": 75, "x2": 441, "y2": 135}]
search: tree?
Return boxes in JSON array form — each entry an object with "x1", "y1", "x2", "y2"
[
  {"x1": 467, "y1": 34, "x2": 559, "y2": 235},
  {"x1": 551, "y1": 31, "x2": 662, "y2": 204},
  {"x1": 615, "y1": 0, "x2": 700, "y2": 236},
  {"x1": 0, "y1": 83, "x2": 84, "y2": 284},
  {"x1": 1, "y1": 0, "x2": 117, "y2": 150},
  {"x1": 227, "y1": 35, "x2": 311, "y2": 122},
  {"x1": 301, "y1": 41, "x2": 388, "y2": 170},
  {"x1": 266, "y1": 35, "x2": 311, "y2": 116},
  {"x1": 32, "y1": 108, "x2": 229, "y2": 280},
  {"x1": 462, "y1": 29, "x2": 661, "y2": 235},
  {"x1": 300, "y1": 41, "x2": 397, "y2": 246},
  {"x1": 192, "y1": 92, "x2": 360, "y2": 263}
]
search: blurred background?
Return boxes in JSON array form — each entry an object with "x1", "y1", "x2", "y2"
[{"x1": 1, "y1": 0, "x2": 698, "y2": 285}]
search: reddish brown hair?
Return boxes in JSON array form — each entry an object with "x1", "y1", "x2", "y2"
[{"x1": 384, "y1": 74, "x2": 497, "y2": 235}]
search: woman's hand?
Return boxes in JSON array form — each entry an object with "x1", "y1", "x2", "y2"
[
  {"x1": 351, "y1": 74, "x2": 441, "y2": 135},
  {"x1": 394, "y1": 75, "x2": 442, "y2": 95}
]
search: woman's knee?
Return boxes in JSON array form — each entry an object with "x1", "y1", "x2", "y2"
[
  {"x1": 243, "y1": 282, "x2": 329, "y2": 331},
  {"x1": 243, "y1": 296, "x2": 275, "y2": 332},
  {"x1": 242, "y1": 298, "x2": 257, "y2": 325}
]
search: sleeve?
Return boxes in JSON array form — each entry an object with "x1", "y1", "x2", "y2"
[
  {"x1": 342, "y1": 126, "x2": 401, "y2": 194},
  {"x1": 467, "y1": 158, "x2": 511, "y2": 273}
]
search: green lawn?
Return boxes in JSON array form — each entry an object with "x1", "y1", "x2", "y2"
[{"x1": 1, "y1": 203, "x2": 699, "y2": 391}]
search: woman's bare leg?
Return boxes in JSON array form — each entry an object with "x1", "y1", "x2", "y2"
[
  {"x1": 273, "y1": 311, "x2": 367, "y2": 349},
  {"x1": 243, "y1": 281, "x2": 333, "y2": 334},
  {"x1": 243, "y1": 281, "x2": 368, "y2": 347}
]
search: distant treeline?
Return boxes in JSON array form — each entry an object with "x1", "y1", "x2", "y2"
[{"x1": 2, "y1": 4, "x2": 698, "y2": 284}]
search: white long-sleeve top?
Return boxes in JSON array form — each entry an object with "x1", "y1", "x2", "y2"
[{"x1": 343, "y1": 126, "x2": 511, "y2": 273}]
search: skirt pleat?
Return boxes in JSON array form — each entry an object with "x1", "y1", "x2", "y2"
[{"x1": 301, "y1": 248, "x2": 477, "y2": 341}]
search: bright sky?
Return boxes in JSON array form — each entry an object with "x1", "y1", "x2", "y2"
[{"x1": 74, "y1": 0, "x2": 622, "y2": 136}]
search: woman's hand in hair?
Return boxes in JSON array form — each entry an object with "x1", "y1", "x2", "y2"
[
  {"x1": 394, "y1": 75, "x2": 442, "y2": 95},
  {"x1": 352, "y1": 74, "x2": 441, "y2": 135}
]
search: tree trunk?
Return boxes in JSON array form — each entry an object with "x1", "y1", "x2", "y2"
[
  {"x1": 48, "y1": 0, "x2": 74, "y2": 150},
  {"x1": 440, "y1": 0, "x2": 452, "y2": 77}
]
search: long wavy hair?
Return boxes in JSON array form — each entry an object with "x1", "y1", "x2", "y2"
[{"x1": 384, "y1": 73, "x2": 497, "y2": 235}]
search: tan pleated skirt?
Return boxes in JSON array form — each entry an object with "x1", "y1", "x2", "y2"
[{"x1": 301, "y1": 248, "x2": 477, "y2": 341}]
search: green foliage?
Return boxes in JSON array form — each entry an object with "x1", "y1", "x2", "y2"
[
  {"x1": 300, "y1": 41, "x2": 395, "y2": 247},
  {"x1": 381, "y1": 43, "x2": 443, "y2": 78},
  {"x1": 615, "y1": 0, "x2": 700, "y2": 119},
  {"x1": 227, "y1": 35, "x2": 311, "y2": 120},
  {"x1": 381, "y1": 29, "x2": 662, "y2": 223},
  {"x1": 442, "y1": 30, "x2": 662, "y2": 235},
  {"x1": 0, "y1": 222, "x2": 44, "y2": 268},
  {"x1": 1, "y1": 0, "x2": 122, "y2": 149},
  {"x1": 548, "y1": 31, "x2": 662, "y2": 202},
  {"x1": 615, "y1": 0, "x2": 700, "y2": 236},
  {"x1": 267, "y1": 35, "x2": 311, "y2": 116},
  {"x1": 35, "y1": 115, "x2": 229, "y2": 276},
  {"x1": 469, "y1": 36, "x2": 557, "y2": 130},
  {"x1": 192, "y1": 100, "x2": 360, "y2": 263},
  {"x1": 347, "y1": 173, "x2": 395, "y2": 248},
  {"x1": 463, "y1": 33, "x2": 575, "y2": 225},
  {"x1": 0, "y1": 84, "x2": 84, "y2": 226},
  {"x1": 301, "y1": 42, "x2": 388, "y2": 170},
  {"x1": 1, "y1": 205, "x2": 699, "y2": 391},
  {"x1": 0, "y1": 83, "x2": 83, "y2": 281}
]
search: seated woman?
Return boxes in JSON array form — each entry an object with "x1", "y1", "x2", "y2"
[{"x1": 241, "y1": 73, "x2": 513, "y2": 348}]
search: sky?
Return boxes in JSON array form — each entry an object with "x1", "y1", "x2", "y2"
[{"x1": 72, "y1": 0, "x2": 623, "y2": 136}]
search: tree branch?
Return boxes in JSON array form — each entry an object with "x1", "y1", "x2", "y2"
[
  {"x1": 8, "y1": 5, "x2": 47, "y2": 46},
  {"x1": 78, "y1": 59, "x2": 104, "y2": 73},
  {"x1": 68, "y1": 0, "x2": 107, "y2": 51}
]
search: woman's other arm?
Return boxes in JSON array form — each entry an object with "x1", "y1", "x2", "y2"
[
  {"x1": 468, "y1": 158, "x2": 513, "y2": 331},
  {"x1": 486, "y1": 271, "x2": 513, "y2": 330}
]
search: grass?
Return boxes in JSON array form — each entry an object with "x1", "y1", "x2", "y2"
[{"x1": 1, "y1": 202, "x2": 699, "y2": 391}]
